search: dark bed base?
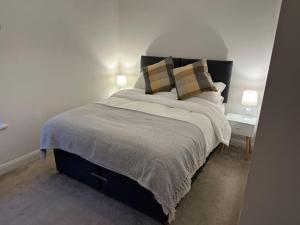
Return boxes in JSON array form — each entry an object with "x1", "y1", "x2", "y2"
[{"x1": 53, "y1": 147, "x2": 218, "y2": 224}]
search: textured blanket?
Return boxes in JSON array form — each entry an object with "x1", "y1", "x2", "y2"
[{"x1": 40, "y1": 89, "x2": 231, "y2": 222}]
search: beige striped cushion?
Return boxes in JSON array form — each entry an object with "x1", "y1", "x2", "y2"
[
  {"x1": 173, "y1": 59, "x2": 217, "y2": 100},
  {"x1": 142, "y1": 57, "x2": 174, "y2": 94}
]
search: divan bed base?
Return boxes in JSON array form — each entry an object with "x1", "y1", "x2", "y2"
[{"x1": 53, "y1": 147, "x2": 218, "y2": 224}]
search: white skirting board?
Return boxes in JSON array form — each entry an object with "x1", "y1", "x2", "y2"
[
  {"x1": 0, "y1": 150, "x2": 41, "y2": 176},
  {"x1": 0, "y1": 137, "x2": 251, "y2": 177}
]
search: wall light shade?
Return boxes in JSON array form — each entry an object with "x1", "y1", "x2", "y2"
[
  {"x1": 241, "y1": 90, "x2": 258, "y2": 106},
  {"x1": 116, "y1": 75, "x2": 127, "y2": 88}
]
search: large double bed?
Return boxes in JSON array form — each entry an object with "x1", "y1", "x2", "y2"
[{"x1": 40, "y1": 56, "x2": 233, "y2": 224}]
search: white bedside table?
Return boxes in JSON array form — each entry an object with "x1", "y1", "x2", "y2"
[{"x1": 226, "y1": 113, "x2": 258, "y2": 161}]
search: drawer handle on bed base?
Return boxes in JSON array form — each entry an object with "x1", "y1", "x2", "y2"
[{"x1": 90, "y1": 172, "x2": 108, "y2": 182}]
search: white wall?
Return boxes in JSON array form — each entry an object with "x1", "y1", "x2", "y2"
[
  {"x1": 119, "y1": 0, "x2": 281, "y2": 116},
  {"x1": 0, "y1": 0, "x2": 119, "y2": 165},
  {"x1": 0, "y1": 0, "x2": 282, "y2": 167}
]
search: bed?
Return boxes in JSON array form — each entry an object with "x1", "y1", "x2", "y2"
[{"x1": 40, "y1": 56, "x2": 233, "y2": 224}]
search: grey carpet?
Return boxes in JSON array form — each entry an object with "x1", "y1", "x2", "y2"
[{"x1": 0, "y1": 146, "x2": 249, "y2": 225}]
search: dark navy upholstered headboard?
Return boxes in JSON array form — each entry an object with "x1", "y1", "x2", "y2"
[{"x1": 141, "y1": 55, "x2": 233, "y2": 103}]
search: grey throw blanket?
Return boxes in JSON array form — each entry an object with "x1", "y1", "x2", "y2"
[{"x1": 41, "y1": 103, "x2": 207, "y2": 222}]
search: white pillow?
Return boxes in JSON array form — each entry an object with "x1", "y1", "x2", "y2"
[
  {"x1": 134, "y1": 73, "x2": 145, "y2": 89},
  {"x1": 192, "y1": 91, "x2": 224, "y2": 104},
  {"x1": 134, "y1": 74, "x2": 226, "y2": 104},
  {"x1": 214, "y1": 82, "x2": 226, "y2": 93},
  {"x1": 171, "y1": 88, "x2": 224, "y2": 104},
  {"x1": 135, "y1": 75, "x2": 226, "y2": 94}
]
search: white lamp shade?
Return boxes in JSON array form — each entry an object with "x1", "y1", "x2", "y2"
[
  {"x1": 116, "y1": 75, "x2": 127, "y2": 88},
  {"x1": 241, "y1": 90, "x2": 258, "y2": 106}
]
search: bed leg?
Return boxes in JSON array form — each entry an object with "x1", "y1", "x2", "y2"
[{"x1": 220, "y1": 143, "x2": 226, "y2": 151}]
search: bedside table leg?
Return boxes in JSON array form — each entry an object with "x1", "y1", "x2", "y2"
[
  {"x1": 248, "y1": 137, "x2": 252, "y2": 159},
  {"x1": 245, "y1": 137, "x2": 251, "y2": 161}
]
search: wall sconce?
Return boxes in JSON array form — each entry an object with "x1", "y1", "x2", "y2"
[
  {"x1": 241, "y1": 90, "x2": 258, "y2": 116},
  {"x1": 116, "y1": 74, "x2": 127, "y2": 89}
]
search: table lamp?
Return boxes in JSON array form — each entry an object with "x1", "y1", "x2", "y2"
[
  {"x1": 241, "y1": 90, "x2": 258, "y2": 116},
  {"x1": 116, "y1": 74, "x2": 127, "y2": 89}
]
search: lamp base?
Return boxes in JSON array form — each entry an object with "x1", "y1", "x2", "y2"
[{"x1": 242, "y1": 107, "x2": 253, "y2": 117}]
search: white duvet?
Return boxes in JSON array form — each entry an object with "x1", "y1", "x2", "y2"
[
  {"x1": 41, "y1": 88, "x2": 231, "y2": 223},
  {"x1": 100, "y1": 89, "x2": 231, "y2": 221},
  {"x1": 103, "y1": 89, "x2": 230, "y2": 156}
]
